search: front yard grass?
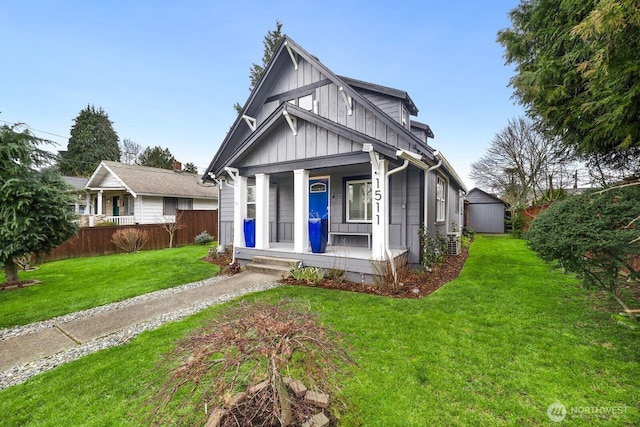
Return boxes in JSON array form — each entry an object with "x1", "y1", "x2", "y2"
[
  {"x1": 0, "y1": 245, "x2": 220, "y2": 329},
  {"x1": 1, "y1": 235, "x2": 638, "y2": 425}
]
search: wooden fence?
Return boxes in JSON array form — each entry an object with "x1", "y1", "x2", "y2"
[{"x1": 40, "y1": 210, "x2": 218, "y2": 263}]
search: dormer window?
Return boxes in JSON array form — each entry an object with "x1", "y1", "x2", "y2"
[
  {"x1": 299, "y1": 94, "x2": 313, "y2": 111},
  {"x1": 287, "y1": 93, "x2": 314, "y2": 112},
  {"x1": 401, "y1": 106, "x2": 409, "y2": 129}
]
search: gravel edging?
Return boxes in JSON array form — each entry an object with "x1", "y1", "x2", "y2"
[{"x1": 0, "y1": 278, "x2": 280, "y2": 391}]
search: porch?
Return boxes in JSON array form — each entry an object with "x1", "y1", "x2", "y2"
[{"x1": 235, "y1": 242, "x2": 408, "y2": 283}]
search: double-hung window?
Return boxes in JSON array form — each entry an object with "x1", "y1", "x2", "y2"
[
  {"x1": 163, "y1": 197, "x2": 193, "y2": 215},
  {"x1": 436, "y1": 176, "x2": 446, "y2": 222},
  {"x1": 346, "y1": 179, "x2": 372, "y2": 222}
]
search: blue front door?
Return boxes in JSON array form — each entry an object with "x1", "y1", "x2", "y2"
[{"x1": 309, "y1": 178, "x2": 329, "y2": 219}]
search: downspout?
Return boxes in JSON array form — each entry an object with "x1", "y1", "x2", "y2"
[
  {"x1": 223, "y1": 167, "x2": 240, "y2": 266},
  {"x1": 384, "y1": 159, "x2": 410, "y2": 283},
  {"x1": 424, "y1": 152, "x2": 443, "y2": 231}
]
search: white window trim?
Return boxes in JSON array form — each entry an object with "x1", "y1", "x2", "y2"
[
  {"x1": 346, "y1": 178, "x2": 372, "y2": 223},
  {"x1": 436, "y1": 176, "x2": 446, "y2": 223},
  {"x1": 246, "y1": 185, "x2": 256, "y2": 219}
]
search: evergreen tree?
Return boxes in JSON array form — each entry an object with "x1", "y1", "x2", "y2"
[
  {"x1": 59, "y1": 105, "x2": 120, "y2": 176},
  {"x1": 1, "y1": 125, "x2": 78, "y2": 284},
  {"x1": 498, "y1": 0, "x2": 640, "y2": 158},
  {"x1": 183, "y1": 162, "x2": 198, "y2": 174},
  {"x1": 139, "y1": 145, "x2": 175, "y2": 169},
  {"x1": 234, "y1": 20, "x2": 284, "y2": 113}
]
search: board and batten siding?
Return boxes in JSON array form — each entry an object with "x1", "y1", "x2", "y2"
[
  {"x1": 358, "y1": 91, "x2": 403, "y2": 125},
  {"x1": 218, "y1": 185, "x2": 235, "y2": 247},
  {"x1": 239, "y1": 121, "x2": 359, "y2": 168},
  {"x1": 466, "y1": 189, "x2": 506, "y2": 234}
]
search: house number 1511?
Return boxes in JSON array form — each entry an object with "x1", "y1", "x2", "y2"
[{"x1": 374, "y1": 177, "x2": 382, "y2": 225}]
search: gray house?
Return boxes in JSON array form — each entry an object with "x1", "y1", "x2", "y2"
[
  {"x1": 204, "y1": 36, "x2": 466, "y2": 282},
  {"x1": 465, "y1": 188, "x2": 507, "y2": 234}
]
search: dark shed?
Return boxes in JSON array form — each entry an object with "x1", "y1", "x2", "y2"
[{"x1": 465, "y1": 188, "x2": 507, "y2": 234}]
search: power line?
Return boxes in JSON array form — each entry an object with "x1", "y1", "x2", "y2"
[{"x1": 0, "y1": 119, "x2": 68, "y2": 141}]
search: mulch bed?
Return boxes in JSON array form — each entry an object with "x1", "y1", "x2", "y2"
[{"x1": 204, "y1": 248, "x2": 469, "y2": 299}]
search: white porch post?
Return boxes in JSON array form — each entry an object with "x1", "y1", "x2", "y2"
[
  {"x1": 97, "y1": 190, "x2": 103, "y2": 215},
  {"x1": 371, "y1": 155, "x2": 388, "y2": 260},
  {"x1": 255, "y1": 173, "x2": 270, "y2": 249},
  {"x1": 233, "y1": 175, "x2": 248, "y2": 248},
  {"x1": 293, "y1": 169, "x2": 309, "y2": 253}
]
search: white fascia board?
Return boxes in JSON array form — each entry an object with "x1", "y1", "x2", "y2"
[{"x1": 435, "y1": 152, "x2": 467, "y2": 193}]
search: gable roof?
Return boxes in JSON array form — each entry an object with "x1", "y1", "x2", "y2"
[
  {"x1": 339, "y1": 76, "x2": 418, "y2": 116},
  {"x1": 204, "y1": 35, "x2": 440, "y2": 180},
  {"x1": 86, "y1": 161, "x2": 217, "y2": 199},
  {"x1": 63, "y1": 176, "x2": 89, "y2": 191},
  {"x1": 466, "y1": 187, "x2": 507, "y2": 205}
]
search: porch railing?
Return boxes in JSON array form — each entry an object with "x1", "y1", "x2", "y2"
[{"x1": 104, "y1": 215, "x2": 136, "y2": 226}]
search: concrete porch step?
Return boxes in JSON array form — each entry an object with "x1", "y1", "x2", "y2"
[
  {"x1": 250, "y1": 256, "x2": 302, "y2": 269},
  {"x1": 244, "y1": 263, "x2": 292, "y2": 277},
  {"x1": 245, "y1": 255, "x2": 302, "y2": 277}
]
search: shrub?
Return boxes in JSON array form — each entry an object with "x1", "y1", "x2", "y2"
[
  {"x1": 506, "y1": 209, "x2": 528, "y2": 238},
  {"x1": 418, "y1": 228, "x2": 447, "y2": 270},
  {"x1": 372, "y1": 252, "x2": 408, "y2": 293},
  {"x1": 290, "y1": 265, "x2": 324, "y2": 284},
  {"x1": 145, "y1": 300, "x2": 354, "y2": 426},
  {"x1": 111, "y1": 228, "x2": 149, "y2": 253},
  {"x1": 194, "y1": 230, "x2": 215, "y2": 245},
  {"x1": 325, "y1": 268, "x2": 346, "y2": 284},
  {"x1": 527, "y1": 185, "x2": 640, "y2": 293}
]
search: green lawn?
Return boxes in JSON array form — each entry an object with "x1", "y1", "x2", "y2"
[
  {"x1": 0, "y1": 245, "x2": 220, "y2": 329},
  {"x1": 1, "y1": 235, "x2": 638, "y2": 425}
]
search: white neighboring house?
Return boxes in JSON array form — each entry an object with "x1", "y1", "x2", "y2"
[
  {"x1": 62, "y1": 176, "x2": 91, "y2": 215},
  {"x1": 84, "y1": 161, "x2": 218, "y2": 226}
]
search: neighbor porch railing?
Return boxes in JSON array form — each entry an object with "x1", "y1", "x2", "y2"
[{"x1": 104, "y1": 215, "x2": 136, "y2": 226}]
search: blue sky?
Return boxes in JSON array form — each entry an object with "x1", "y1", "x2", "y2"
[{"x1": 1, "y1": 0, "x2": 523, "y2": 189}]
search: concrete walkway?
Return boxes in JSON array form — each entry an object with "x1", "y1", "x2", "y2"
[{"x1": 0, "y1": 271, "x2": 279, "y2": 387}]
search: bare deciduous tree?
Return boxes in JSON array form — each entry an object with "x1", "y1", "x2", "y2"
[
  {"x1": 160, "y1": 211, "x2": 184, "y2": 248},
  {"x1": 120, "y1": 138, "x2": 141, "y2": 164},
  {"x1": 470, "y1": 117, "x2": 578, "y2": 206}
]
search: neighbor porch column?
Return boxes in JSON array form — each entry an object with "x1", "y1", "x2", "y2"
[
  {"x1": 293, "y1": 169, "x2": 309, "y2": 253},
  {"x1": 97, "y1": 190, "x2": 104, "y2": 215},
  {"x1": 371, "y1": 155, "x2": 388, "y2": 260},
  {"x1": 255, "y1": 173, "x2": 270, "y2": 249},
  {"x1": 233, "y1": 175, "x2": 248, "y2": 248}
]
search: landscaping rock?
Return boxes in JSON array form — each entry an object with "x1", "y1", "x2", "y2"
[
  {"x1": 302, "y1": 412, "x2": 330, "y2": 427},
  {"x1": 304, "y1": 390, "x2": 329, "y2": 408},
  {"x1": 284, "y1": 376, "x2": 307, "y2": 397}
]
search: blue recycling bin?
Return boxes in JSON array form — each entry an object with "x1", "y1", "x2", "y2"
[
  {"x1": 243, "y1": 218, "x2": 255, "y2": 248},
  {"x1": 308, "y1": 218, "x2": 328, "y2": 253}
]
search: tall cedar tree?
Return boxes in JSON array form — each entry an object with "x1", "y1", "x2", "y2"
[
  {"x1": 59, "y1": 105, "x2": 120, "y2": 176},
  {"x1": 233, "y1": 20, "x2": 283, "y2": 113},
  {"x1": 0, "y1": 125, "x2": 78, "y2": 284},
  {"x1": 498, "y1": 0, "x2": 640, "y2": 159},
  {"x1": 138, "y1": 146, "x2": 175, "y2": 169}
]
